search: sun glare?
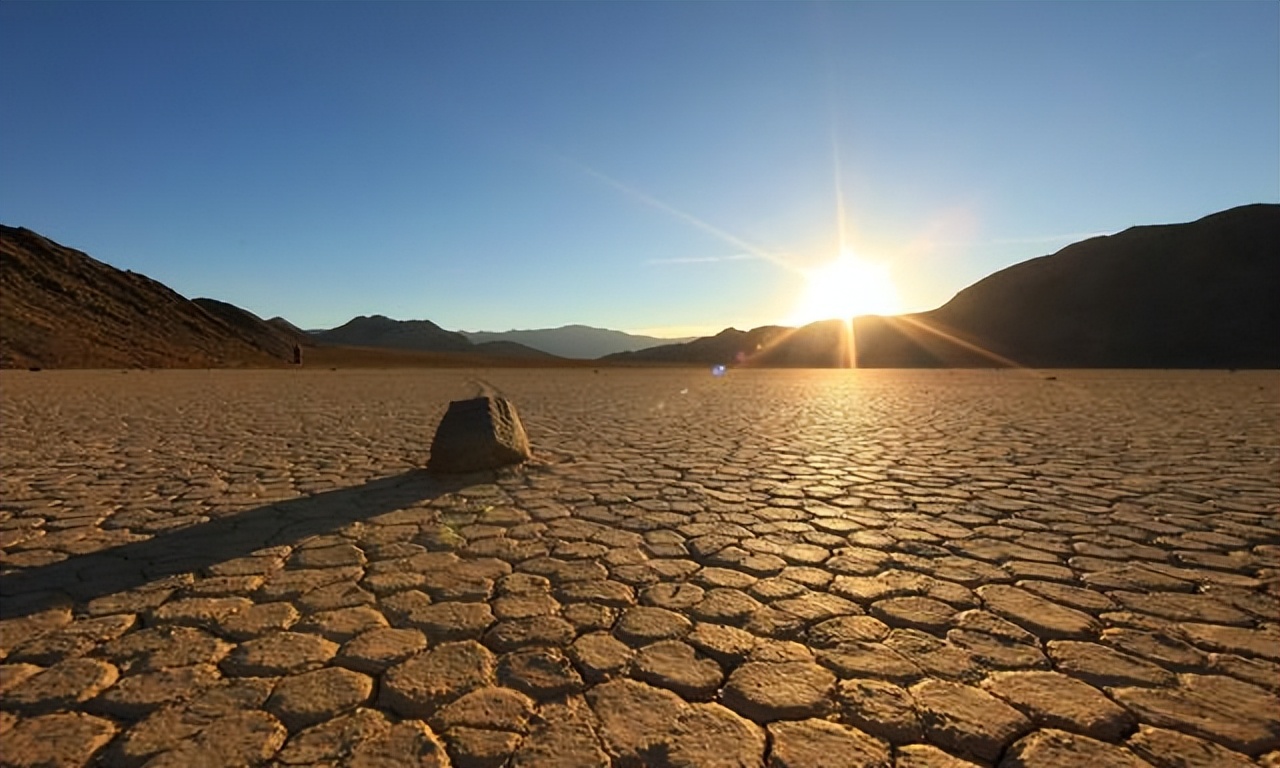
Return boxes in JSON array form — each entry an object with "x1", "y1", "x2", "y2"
[{"x1": 787, "y1": 252, "x2": 902, "y2": 325}]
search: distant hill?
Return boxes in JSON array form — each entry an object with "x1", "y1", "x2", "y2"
[
  {"x1": 462, "y1": 325, "x2": 695, "y2": 359},
  {"x1": 608, "y1": 204, "x2": 1280, "y2": 368},
  {"x1": 265, "y1": 316, "x2": 314, "y2": 346},
  {"x1": 604, "y1": 326, "x2": 793, "y2": 365},
  {"x1": 0, "y1": 225, "x2": 288, "y2": 369},
  {"x1": 312, "y1": 314, "x2": 472, "y2": 351},
  {"x1": 312, "y1": 315, "x2": 555, "y2": 358}
]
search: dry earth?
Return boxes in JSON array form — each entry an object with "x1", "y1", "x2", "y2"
[{"x1": 1, "y1": 368, "x2": 1277, "y2": 768}]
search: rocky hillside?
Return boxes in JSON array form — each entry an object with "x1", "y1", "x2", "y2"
[
  {"x1": 0, "y1": 226, "x2": 290, "y2": 369},
  {"x1": 609, "y1": 204, "x2": 1280, "y2": 368}
]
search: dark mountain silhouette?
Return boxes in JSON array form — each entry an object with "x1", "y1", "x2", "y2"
[
  {"x1": 311, "y1": 315, "x2": 554, "y2": 358},
  {"x1": 265, "y1": 316, "x2": 314, "y2": 346},
  {"x1": 0, "y1": 225, "x2": 288, "y2": 369},
  {"x1": 312, "y1": 314, "x2": 472, "y2": 351},
  {"x1": 605, "y1": 326, "x2": 792, "y2": 365},
  {"x1": 608, "y1": 204, "x2": 1280, "y2": 368},
  {"x1": 462, "y1": 325, "x2": 695, "y2": 359}
]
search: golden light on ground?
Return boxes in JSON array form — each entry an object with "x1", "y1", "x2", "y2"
[{"x1": 786, "y1": 252, "x2": 902, "y2": 326}]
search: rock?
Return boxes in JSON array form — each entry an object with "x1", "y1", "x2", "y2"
[
  {"x1": 265, "y1": 666, "x2": 374, "y2": 730},
  {"x1": 871, "y1": 596, "x2": 956, "y2": 633},
  {"x1": 816, "y1": 642, "x2": 924, "y2": 684},
  {"x1": 808, "y1": 615, "x2": 891, "y2": 647},
  {"x1": 836, "y1": 678, "x2": 925, "y2": 744},
  {"x1": 511, "y1": 695, "x2": 609, "y2": 768},
  {"x1": 274, "y1": 708, "x2": 393, "y2": 765},
  {"x1": 976, "y1": 585, "x2": 1100, "y2": 640},
  {"x1": 433, "y1": 686, "x2": 535, "y2": 733},
  {"x1": 0, "y1": 657, "x2": 118, "y2": 713},
  {"x1": 348, "y1": 720, "x2": 451, "y2": 767},
  {"x1": 686, "y1": 622, "x2": 757, "y2": 665},
  {"x1": 336, "y1": 627, "x2": 428, "y2": 674},
  {"x1": 293, "y1": 605, "x2": 389, "y2": 643},
  {"x1": 946, "y1": 629, "x2": 1048, "y2": 670},
  {"x1": 380, "y1": 641, "x2": 497, "y2": 719},
  {"x1": 87, "y1": 664, "x2": 221, "y2": 719},
  {"x1": 1127, "y1": 725, "x2": 1259, "y2": 768},
  {"x1": 428, "y1": 396, "x2": 531, "y2": 473},
  {"x1": 218, "y1": 602, "x2": 301, "y2": 641},
  {"x1": 767, "y1": 718, "x2": 890, "y2": 768},
  {"x1": 999, "y1": 729, "x2": 1154, "y2": 767},
  {"x1": 910, "y1": 679, "x2": 1033, "y2": 763},
  {"x1": 104, "y1": 677, "x2": 277, "y2": 766},
  {"x1": 0, "y1": 664, "x2": 43, "y2": 696},
  {"x1": 141, "y1": 710, "x2": 288, "y2": 768},
  {"x1": 1, "y1": 712, "x2": 117, "y2": 768},
  {"x1": 446, "y1": 726, "x2": 522, "y2": 768},
  {"x1": 220, "y1": 631, "x2": 338, "y2": 677},
  {"x1": 1108, "y1": 681, "x2": 1280, "y2": 755},
  {"x1": 498, "y1": 647, "x2": 585, "y2": 699},
  {"x1": 99, "y1": 626, "x2": 233, "y2": 673},
  {"x1": 667, "y1": 703, "x2": 767, "y2": 767},
  {"x1": 147, "y1": 596, "x2": 253, "y2": 630},
  {"x1": 721, "y1": 661, "x2": 835, "y2": 722},
  {"x1": 895, "y1": 743, "x2": 985, "y2": 768},
  {"x1": 403, "y1": 601, "x2": 496, "y2": 643},
  {"x1": 884, "y1": 629, "x2": 983, "y2": 682},
  {"x1": 588, "y1": 678, "x2": 687, "y2": 764},
  {"x1": 632, "y1": 640, "x2": 723, "y2": 700},
  {"x1": 1100, "y1": 628, "x2": 1206, "y2": 670},
  {"x1": 1046, "y1": 640, "x2": 1176, "y2": 687},
  {"x1": 613, "y1": 606, "x2": 693, "y2": 647},
  {"x1": 981, "y1": 670, "x2": 1133, "y2": 741},
  {"x1": 1179, "y1": 623, "x2": 1280, "y2": 661},
  {"x1": 569, "y1": 632, "x2": 635, "y2": 683},
  {"x1": 483, "y1": 615, "x2": 577, "y2": 653}
]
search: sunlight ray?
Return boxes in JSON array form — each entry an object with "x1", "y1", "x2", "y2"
[
  {"x1": 562, "y1": 157, "x2": 798, "y2": 273},
  {"x1": 889, "y1": 314, "x2": 1025, "y2": 369}
]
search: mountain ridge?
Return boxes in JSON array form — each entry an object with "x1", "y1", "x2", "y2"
[
  {"x1": 461, "y1": 324, "x2": 695, "y2": 359},
  {"x1": 608, "y1": 203, "x2": 1280, "y2": 368},
  {"x1": 4, "y1": 203, "x2": 1275, "y2": 369}
]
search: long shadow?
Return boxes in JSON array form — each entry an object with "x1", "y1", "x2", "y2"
[{"x1": 0, "y1": 469, "x2": 482, "y2": 619}]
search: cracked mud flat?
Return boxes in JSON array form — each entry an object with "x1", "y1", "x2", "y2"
[{"x1": 0, "y1": 368, "x2": 1277, "y2": 768}]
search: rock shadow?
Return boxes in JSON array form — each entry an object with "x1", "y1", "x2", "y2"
[{"x1": 0, "y1": 468, "x2": 483, "y2": 618}]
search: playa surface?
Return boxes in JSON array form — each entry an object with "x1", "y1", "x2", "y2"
[{"x1": 1, "y1": 368, "x2": 1277, "y2": 767}]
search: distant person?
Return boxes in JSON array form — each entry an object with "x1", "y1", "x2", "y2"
[{"x1": 293, "y1": 343, "x2": 303, "y2": 366}]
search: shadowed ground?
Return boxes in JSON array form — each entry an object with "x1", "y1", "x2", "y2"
[{"x1": 1, "y1": 368, "x2": 1277, "y2": 767}]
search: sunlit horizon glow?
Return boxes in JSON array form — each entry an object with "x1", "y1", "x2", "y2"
[{"x1": 786, "y1": 252, "x2": 903, "y2": 326}]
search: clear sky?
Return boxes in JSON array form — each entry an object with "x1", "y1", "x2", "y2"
[{"x1": 2, "y1": 2, "x2": 1276, "y2": 336}]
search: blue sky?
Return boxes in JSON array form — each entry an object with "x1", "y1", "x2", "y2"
[{"x1": 2, "y1": 2, "x2": 1276, "y2": 336}]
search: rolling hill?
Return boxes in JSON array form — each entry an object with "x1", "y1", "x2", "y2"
[{"x1": 462, "y1": 325, "x2": 695, "y2": 359}]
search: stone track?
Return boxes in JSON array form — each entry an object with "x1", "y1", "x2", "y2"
[{"x1": 0, "y1": 368, "x2": 1277, "y2": 768}]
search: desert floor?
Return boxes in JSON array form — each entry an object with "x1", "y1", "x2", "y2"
[{"x1": 1, "y1": 368, "x2": 1277, "y2": 767}]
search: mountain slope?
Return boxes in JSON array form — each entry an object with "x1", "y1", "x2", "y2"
[
  {"x1": 312, "y1": 315, "x2": 556, "y2": 358},
  {"x1": 192, "y1": 298, "x2": 303, "y2": 361},
  {"x1": 462, "y1": 325, "x2": 695, "y2": 359},
  {"x1": 906, "y1": 203, "x2": 1280, "y2": 367},
  {"x1": 609, "y1": 204, "x2": 1280, "y2": 368},
  {"x1": 0, "y1": 226, "x2": 286, "y2": 369}
]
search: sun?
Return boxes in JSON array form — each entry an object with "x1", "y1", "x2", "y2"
[{"x1": 786, "y1": 252, "x2": 902, "y2": 325}]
